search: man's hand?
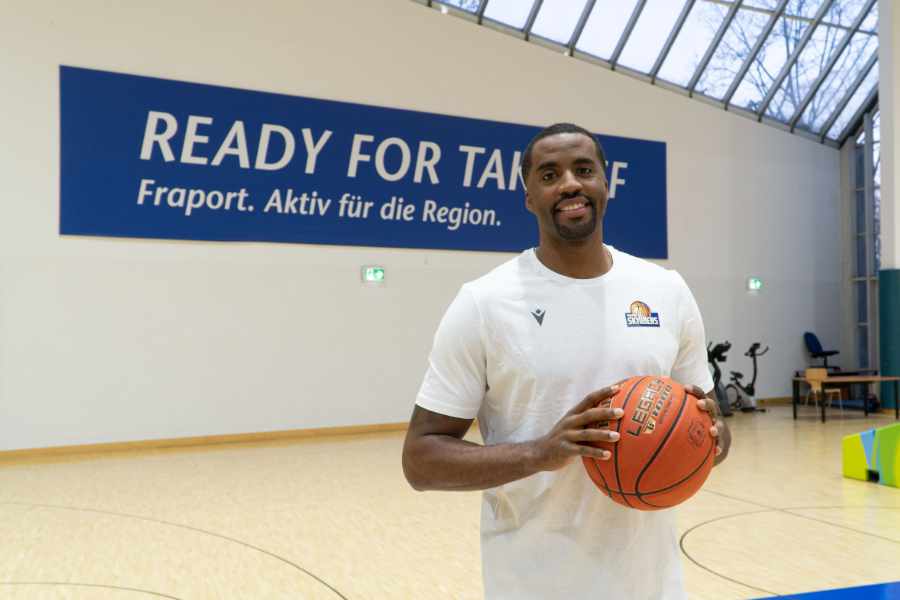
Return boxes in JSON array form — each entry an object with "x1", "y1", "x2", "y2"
[
  {"x1": 687, "y1": 385, "x2": 731, "y2": 465},
  {"x1": 531, "y1": 384, "x2": 625, "y2": 472}
]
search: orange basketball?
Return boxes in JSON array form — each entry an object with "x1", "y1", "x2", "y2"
[{"x1": 582, "y1": 375, "x2": 715, "y2": 510}]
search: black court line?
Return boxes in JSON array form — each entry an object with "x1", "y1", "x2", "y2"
[
  {"x1": 678, "y1": 509, "x2": 778, "y2": 597},
  {"x1": 0, "y1": 502, "x2": 349, "y2": 600},
  {"x1": 780, "y1": 509, "x2": 900, "y2": 545},
  {"x1": 0, "y1": 581, "x2": 182, "y2": 598},
  {"x1": 679, "y1": 488, "x2": 900, "y2": 597},
  {"x1": 701, "y1": 489, "x2": 900, "y2": 545}
]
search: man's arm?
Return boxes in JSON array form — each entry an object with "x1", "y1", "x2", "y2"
[
  {"x1": 669, "y1": 271, "x2": 730, "y2": 466},
  {"x1": 402, "y1": 386, "x2": 624, "y2": 492}
]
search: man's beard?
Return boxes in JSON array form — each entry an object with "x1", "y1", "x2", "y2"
[{"x1": 553, "y1": 201, "x2": 597, "y2": 241}]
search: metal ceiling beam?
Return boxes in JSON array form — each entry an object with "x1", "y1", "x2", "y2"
[
  {"x1": 688, "y1": 0, "x2": 743, "y2": 95},
  {"x1": 610, "y1": 0, "x2": 647, "y2": 70},
  {"x1": 476, "y1": 0, "x2": 489, "y2": 24},
  {"x1": 414, "y1": 0, "x2": 870, "y2": 148},
  {"x1": 523, "y1": 0, "x2": 542, "y2": 41},
  {"x1": 650, "y1": 0, "x2": 696, "y2": 83},
  {"x1": 837, "y1": 85, "x2": 879, "y2": 146},
  {"x1": 701, "y1": 0, "x2": 877, "y2": 35},
  {"x1": 723, "y1": 0, "x2": 788, "y2": 108},
  {"x1": 567, "y1": 0, "x2": 596, "y2": 54},
  {"x1": 818, "y1": 50, "x2": 878, "y2": 142},
  {"x1": 756, "y1": 0, "x2": 836, "y2": 120},
  {"x1": 788, "y1": 0, "x2": 878, "y2": 132}
]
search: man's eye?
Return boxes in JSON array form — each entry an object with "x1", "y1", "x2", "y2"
[
  {"x1": 541, "y1": 172, "x2": 555, "y2": 182},
  {"x1": 578, "y1": 167, "x2": 594, "y2": 176}
]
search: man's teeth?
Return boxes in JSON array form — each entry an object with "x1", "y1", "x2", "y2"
[{"x1": 559, "y1": 202, "x2": 586, "y2": 212}]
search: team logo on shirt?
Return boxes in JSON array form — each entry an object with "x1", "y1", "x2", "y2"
[{"x1": 625, "y1": 301, "x2": 660, "y2": 327}]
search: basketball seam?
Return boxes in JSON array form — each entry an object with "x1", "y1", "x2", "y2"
[
  {"x1": 602, "y1": 444, "x2": 714, "y2": 497},
  {"x1": 583, "y1": 457, "x2": 614, "y2": 499},
  {"x1": 632, "y1": 387, "x2": 688, "y2": 507},
  {"x1": 635, "y1": 442, "x2": 715, "y2": 505},
  {"x1": 613, "y1": 376, "x2": 646, "y2": 509},
  {"x1": 635, "y1": 388, "x2": 715, "y2": 498}
]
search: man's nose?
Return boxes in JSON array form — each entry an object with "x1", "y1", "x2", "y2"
[{"x1": 558, "y1": 170, "x2": 583, "y2": 195}]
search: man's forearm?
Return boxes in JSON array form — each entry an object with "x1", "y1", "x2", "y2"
[
  {"x1": 402, "y1": 389, "x2": 621, "y2": 491},
  {"x1": 403, "y1": 434, "x2": 544, "y2": 491}
]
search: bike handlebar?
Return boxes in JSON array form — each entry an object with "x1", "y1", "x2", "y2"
[
  {"x1": 707, "y1": 341, "x2": 731, "y2": 362},
  {"x1": 745, "y1": 344, "x2": 769, "y2": 357}
]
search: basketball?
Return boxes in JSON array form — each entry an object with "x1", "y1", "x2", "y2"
[{"x1": 582, "y1": 376, "x2": 715, "y2": 510}]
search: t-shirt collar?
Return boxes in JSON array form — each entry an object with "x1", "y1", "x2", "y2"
[{"x1": 525, "y1": 245, "x2": 619, "y2": 285}]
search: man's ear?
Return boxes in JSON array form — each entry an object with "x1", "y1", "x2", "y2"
[{"x1": 521, "y1": 168, "x2": 534, "y2": 213}]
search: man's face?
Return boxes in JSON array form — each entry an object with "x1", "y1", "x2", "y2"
[{"x1": 524, "y1": 133, "x2": 608, "y2": 243}]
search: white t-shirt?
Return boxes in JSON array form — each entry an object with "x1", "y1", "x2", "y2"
[{"x1": 416, "y1": 245, "x2": 714, "y2": 600}]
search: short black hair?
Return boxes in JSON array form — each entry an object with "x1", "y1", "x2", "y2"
[{"x1": 520, "y1": 122, "x2": 606, "y2": 181}]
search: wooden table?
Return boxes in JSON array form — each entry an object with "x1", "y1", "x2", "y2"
[{"x1": 792, "y1": 375, "x2": 900, "y2": 422}]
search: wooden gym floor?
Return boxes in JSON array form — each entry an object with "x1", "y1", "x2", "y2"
[{"x1": 0, "y1": 405, "x2": 898, "y2": 599}]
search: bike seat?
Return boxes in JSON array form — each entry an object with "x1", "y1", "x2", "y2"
[{"x1": 730, "y1": 371, "x2": 744, "y2": 381}]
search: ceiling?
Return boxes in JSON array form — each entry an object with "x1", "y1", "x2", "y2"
[{"x1": 417, "y1": 0, "x2": 880, "y2": 147}]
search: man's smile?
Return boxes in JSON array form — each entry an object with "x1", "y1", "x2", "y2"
[{"x1": 554, "y1": 196, "x2": 593, "y2": 218}]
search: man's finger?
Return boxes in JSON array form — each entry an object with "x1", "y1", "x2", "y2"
[
  {"x1": 569, "y1": 406, "x2": 624, "y2": 428},
  {"x1": 565, "y1": 442, "x2": 612, "y2": 460},
  {"x1": 697, "y1": 398, "x2": 719, "y2": 421},
  {"x1": 568, "y1": 384, "x2": 621, "y2": 416},
  {"x1": 686, "y1": 385, "x2": 706, "y2": 399},
  {"x1": 568, "y1": 428, "x2": 621, "y2": 444}
]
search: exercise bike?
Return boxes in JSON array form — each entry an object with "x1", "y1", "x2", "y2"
[
  {"x1": 725, "y1": 342, "x2": 769, "y2": 413},
  {"x1": 706, "y1": 341, "x2": 733, "y2": 417}
]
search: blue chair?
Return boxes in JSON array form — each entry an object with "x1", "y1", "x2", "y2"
[{"x1": 804, "y1": 332, "x2": 840, "y2": 369}]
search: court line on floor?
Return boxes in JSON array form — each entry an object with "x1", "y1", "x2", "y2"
[
  {"x1": 701, "y1": 489, "x2": 900, "y2": 545},
  {"x1": 680, "y1": 489, "x2": 900, "y2": 597},
  {"x1": 678, "y1": 509, "x2": 779, "y2": 597},
  {"x1": 0, "y1": 582, "x2": 182, "y2": 598},
  {"x1": 0, "y1": 501, "x2": 349, "y2": 600}
]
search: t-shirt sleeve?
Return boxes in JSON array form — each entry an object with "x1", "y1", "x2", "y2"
[
  {"x1": 669, "y1": 271, "x2": 714, "y2": 394},
  {"x1": 415, "y1": 285, "x2": 486, "y2": 419}
]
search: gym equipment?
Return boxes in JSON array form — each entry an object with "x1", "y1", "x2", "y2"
[
  {"x1": 706, "y1": 341, "x2": 733, "y2": 417},
  {"x1": 725, "y1": 342, "x2": 769, "y2": 413}
]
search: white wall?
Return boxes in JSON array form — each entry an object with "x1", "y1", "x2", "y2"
[{"x1": 0, "y1": 0, "x2": 842, "y2": 451}]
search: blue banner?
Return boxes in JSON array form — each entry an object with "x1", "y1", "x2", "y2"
[{"x1": 60, "y1": 66, "x2": 667, "y2": 257}]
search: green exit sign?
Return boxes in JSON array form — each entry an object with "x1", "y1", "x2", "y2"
[
  {"x1": 747, "y1": 277, "x2": 763, "y2": 291},
  {"x1": 362, "y1": 266, "x2": 385, "y2": 284}
]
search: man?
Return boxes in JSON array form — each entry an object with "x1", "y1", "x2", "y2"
[{"x1": 402, "y1": 123, "x2": 730, "y2": 599}]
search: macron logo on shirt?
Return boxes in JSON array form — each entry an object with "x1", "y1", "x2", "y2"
[{"x1": 531, "y1": 308, "x2": 546, "y2": 326}]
